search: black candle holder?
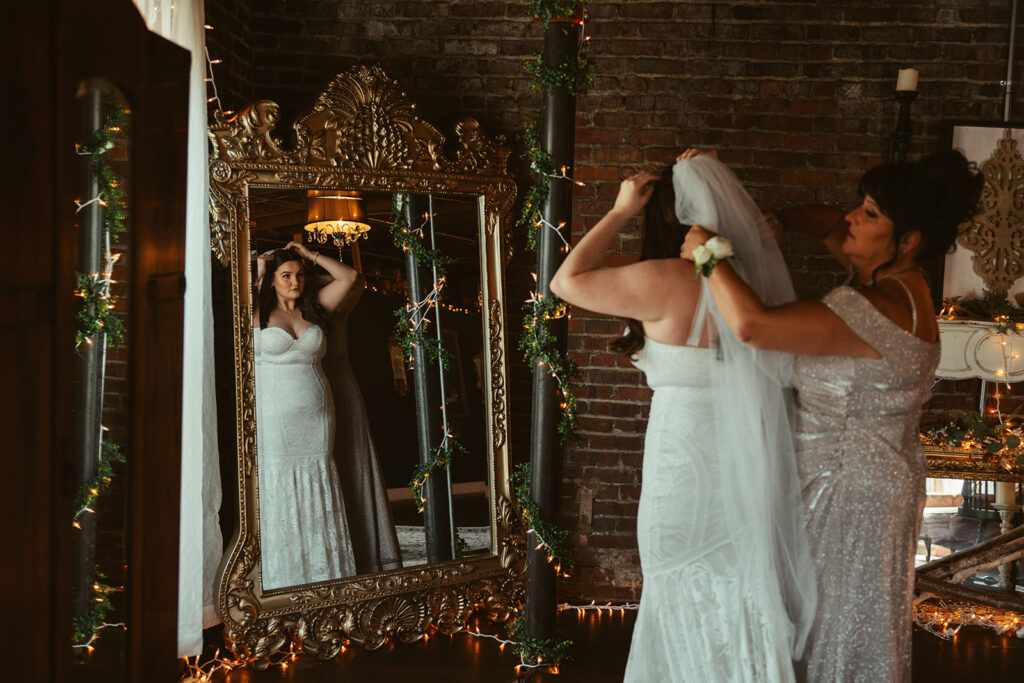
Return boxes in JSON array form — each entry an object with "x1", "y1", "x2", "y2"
[{"x1": 887, "y1": 90, "x2": 918, "y2": 164}]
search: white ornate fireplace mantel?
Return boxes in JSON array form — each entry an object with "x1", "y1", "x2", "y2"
[{"x1": 936, "y1": 319, "x2": 1024, "y2": 382}]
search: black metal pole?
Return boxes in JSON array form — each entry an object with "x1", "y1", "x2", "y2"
[
  {"x1": 886, "y1": 90, "x2": 917, "y2": 164},
  {"x1": 1004, "y1": 0, "x2": 1020, "y2": 122},
  {"x1": 402, "y1": 194, "x2": 453, "y2": 563},
  {"x1": 71, "y1": 88, "x2": 107, "y2": 625},
  {"x1": 526, "y1": 18, "x2": 579, "y2": 642}
]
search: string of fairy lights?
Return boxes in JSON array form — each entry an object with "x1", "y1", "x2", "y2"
[
  {"x1": 193, "y1": 8, "x2": 1024, "y2": 683},
  {"x1": 71, "y1": 99, "x2": 130, "y2": 651}
]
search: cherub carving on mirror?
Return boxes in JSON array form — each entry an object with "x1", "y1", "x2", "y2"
[{"x1": 209, "y1": 65, "x2": 525, "y2": 662}]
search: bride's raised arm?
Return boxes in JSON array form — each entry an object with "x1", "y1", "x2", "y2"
[
  {"x1": 549, "y1": 172, "x2": 697, "y2": 323},
  {"x1": 284, "y1": 241, "x2": 361, "y2": 315}
]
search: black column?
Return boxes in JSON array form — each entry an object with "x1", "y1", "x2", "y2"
[
  {"x1": 526, "y1": 19, "x2": 579, "y2": 640},
  {"x1": 402, "y1": 194, "x2": 454, "y2": 563},
  {"x1": 71, "y1": 87, "x2": 106, "y2": 626}
]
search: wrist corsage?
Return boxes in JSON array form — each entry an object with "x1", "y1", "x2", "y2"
[{"x1": 692, "y1": 236, "x2": 734, "y2": 278}]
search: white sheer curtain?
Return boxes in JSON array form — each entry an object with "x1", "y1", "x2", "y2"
[{"x1": 130, "y1": 0, "x2": 223, "y2": 658}]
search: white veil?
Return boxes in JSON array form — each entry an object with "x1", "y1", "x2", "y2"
[{"x1": 673, "y1": 156, "x2": 817, "y2": 660}]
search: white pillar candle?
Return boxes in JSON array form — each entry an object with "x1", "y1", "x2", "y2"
[
  {"x1": 896, "y1": 68, "x2": 919, "y2": 92},
  {"x1": 994, "y1": 481, "x2": 1017, "y2": 506}
]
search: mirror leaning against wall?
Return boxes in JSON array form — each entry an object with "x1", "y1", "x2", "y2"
[{"x1": 210, "y1": 65, "x2": 526, "y2": 658}]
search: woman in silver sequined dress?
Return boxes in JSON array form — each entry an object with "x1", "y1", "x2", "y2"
[{"x1": 681, "y1": 150, "x2": 982, "y2": 682}]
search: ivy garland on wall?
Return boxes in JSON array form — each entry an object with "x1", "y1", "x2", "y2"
[{"x1": 71, "y1": 103, "x2": 130, "y2": 650}]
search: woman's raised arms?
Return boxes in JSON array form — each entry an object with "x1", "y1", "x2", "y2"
[
  {"x1": 285, "y1": 241, "x2": 362, "y2": 315},
  {"x1": 549, "y1": 172, "x2": 701, "y2": 335}
]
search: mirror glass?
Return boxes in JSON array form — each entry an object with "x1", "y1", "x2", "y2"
[
  {"x1": 248, "y1": 188, "x2": 493, "y2": 590},
  {"x1": 917, "y1": 476, "x2": 1023, "y2": 589},
  {"x1": 71, "y1": 80, "x2": 131, "y2": 679}
]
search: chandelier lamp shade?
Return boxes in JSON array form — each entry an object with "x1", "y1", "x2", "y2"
[{"x1": 304, "y1": 190, "x2": 371, "y2": 246}]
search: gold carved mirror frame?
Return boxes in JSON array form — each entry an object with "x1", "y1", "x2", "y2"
[{"x1": 208, "y1": 65, "x2": 525, "y2": 660}]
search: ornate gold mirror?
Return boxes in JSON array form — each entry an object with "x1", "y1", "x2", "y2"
[{"x1": 210, "y1": 66, "x2": 525, "y2": 659}]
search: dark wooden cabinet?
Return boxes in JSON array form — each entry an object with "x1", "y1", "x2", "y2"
[{"x1": 4, "y1": 1, "x2": 190, "y2": 681}]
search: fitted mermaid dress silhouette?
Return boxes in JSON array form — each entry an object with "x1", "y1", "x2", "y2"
[
  {"x1": 625, "y1": 338, "x2": 799, "y2": 683},
  {"x1": 255, "y1": 324, "x2": 357, "y2": 589}
]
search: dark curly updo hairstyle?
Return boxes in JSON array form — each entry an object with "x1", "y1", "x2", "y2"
[
  {"x1": 258, "y1": 248, "x2": 328, "y2": 329},
  {"x1": 858, "y1": 150, "x2": 983, "y2": 281},
  {"x1": 610, "y1": 165, "x2": 687, "y2": 357}
]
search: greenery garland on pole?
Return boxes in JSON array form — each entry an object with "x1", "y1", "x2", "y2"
[
  {"x1": 504, "y1": 0, "x2": 592, "y2": 673},
  {"x1": 71, "y1": 104, "x2": 129, "y2": 649},
  {"x1": 387, "y1": 195, "x2": 467, "y2": 525}
]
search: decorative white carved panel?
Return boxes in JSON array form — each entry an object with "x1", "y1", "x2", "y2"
[{"x1": 936, "y1": 319, "x2": 1024, "y2": 382}]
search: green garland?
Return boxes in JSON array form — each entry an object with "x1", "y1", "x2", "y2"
[
  {"x1": 74, "y1": 271, "x2": 125, "y2": 348},
  {"x1": 72, "y1": 567, "x2": 120, "y2": 647},
  {"x1": 500, "y1": 3, "x2": 591, "y2": 673},
  {"x1": 77, "y1": 105, "x2": 129, "y2": 242},
  {"x1": 511, "y1": 463, "x2": 575, "y2": 577},
  {"x1": 408, "y1": 434, "x2": 467, "y2": 513},
  {"x1": 528, "y1": 0, "x2": 584, "y2": 27},
  {"x1": 387, "y1": 195, "x2": 454, "y2": 273},
  {"x1": 392, "y1": 308, "x2": 452, "y2": 370},
  {"x1": 73, "y1": 441, "x2": 125, "y2": 523},
  {"x1": 941, "y1": 290, "x2": 1024, "y2": 335},
  {"x1": 71, "y1": 104, "x2": 129, "y2": 649},
  {"x1": 922, "y1": 412, "x2": 1024, "y2": 464},
  {"x1": 524, "y1": 51, "x2": 593, "y2": 96},
  {"x1": 518, "y1": 115, "x2": 555, "y2": 249},
  {"x1": 387, "y1": 195, "x2": 465, "y2": 516},
  {"x1": 507, "y1": 610, "x2": 574, "y2": 671},
  {"x1": 389, "y1": 195, "x2": 454, "y2": 370},
  {"x1": 519, "y1": 294, "x2": 579, "y2": 444}
]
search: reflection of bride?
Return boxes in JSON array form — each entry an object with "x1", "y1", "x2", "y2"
[{"x1": 254, "y1": 242, "x2": 359, "y2": 588}]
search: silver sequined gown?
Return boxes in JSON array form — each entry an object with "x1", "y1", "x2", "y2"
[{"x1": 792, "y1": 286, "x2": 938, "y2": 683}]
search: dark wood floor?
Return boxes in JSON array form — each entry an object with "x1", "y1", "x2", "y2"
[{"x1": 195, "y1": 609, "x2": 1024, "y2": 683}]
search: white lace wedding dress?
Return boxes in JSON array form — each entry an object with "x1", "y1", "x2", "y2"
[
  {"x1": 624, "y1": 339, "x2": 796, "y2": 683},
  {"x1": 255, "y1": 324, "x2": 357, "y2": 589},
  {"x1": 622, "y1": 155, "x2": 816, "y2": 683}
]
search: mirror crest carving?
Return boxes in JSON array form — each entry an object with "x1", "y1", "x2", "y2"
[{"x1": 210, "y1": 65, "x2": 522, "y2": 661}]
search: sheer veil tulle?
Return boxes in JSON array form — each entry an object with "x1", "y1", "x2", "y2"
[{"x1": 673, "y1": 156, "x2": 817, "y2": 660}]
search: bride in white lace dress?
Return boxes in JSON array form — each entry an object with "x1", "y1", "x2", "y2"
[
  {"x1": 550, "y1": 154, "x2": 815, "y2": 682},
  {"x1": 254, "y1": 243, "x2": 359, "y2": 589}
]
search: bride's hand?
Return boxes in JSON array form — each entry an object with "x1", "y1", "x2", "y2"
[
  {"x1": 676, "y1": 148, "x2": 719, "y2": 161},
  {"x1": 680, "y1": 225, "x2": 716, "y2": 261},
  {"x1": 611, "y1": 171, "x2": 659, "y2": 218},
  {"x1": 285, "y1": 240, "x2": 314, "y2": 260}
]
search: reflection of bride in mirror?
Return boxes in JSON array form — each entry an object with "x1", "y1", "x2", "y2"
[{"x1": 253, "y1": 242, "x2": 358, "y2": 588}]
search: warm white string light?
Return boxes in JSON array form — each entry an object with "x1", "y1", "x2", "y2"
[
  {"x1": 72, "y1": 622, "x2": 126, "y2": 654},
  {"x1": 535, "y1": 217, "x2": 572, "y2": 253},
  {"x1": 202, "y1": 25, "x2": 233, "y2": 116},
  {"x1": 914, "y1": 599, "x2": 1024, "y2": 640}
]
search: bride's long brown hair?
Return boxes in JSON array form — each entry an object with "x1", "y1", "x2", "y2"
[
  {"x1": 258, "y1": 249, "x2": 328, "y2": 330},
  {"x1": 609, "y1": 165, "x2": 687, "y2": 357}
]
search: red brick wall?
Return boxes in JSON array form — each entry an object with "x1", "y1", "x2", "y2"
[{"x1": 204, "y1": 0, "x2": 1024, "y2": 601}]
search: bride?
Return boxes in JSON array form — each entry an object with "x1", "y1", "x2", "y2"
[
  {"x1": 254, "y1": 242, "x2": 360, "y2": 589},
  {"x1": 550, "y1": 155, "x2": 815, "y2": 682}
]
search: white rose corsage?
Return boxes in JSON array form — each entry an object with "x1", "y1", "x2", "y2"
[{"x1": 692, "y1": 236, "x2": 734, "y2": 278}]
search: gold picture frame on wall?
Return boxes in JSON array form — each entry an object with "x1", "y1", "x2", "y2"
[{"x1": 208, "y1": 65, "x2": 525, "y2": 660}]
